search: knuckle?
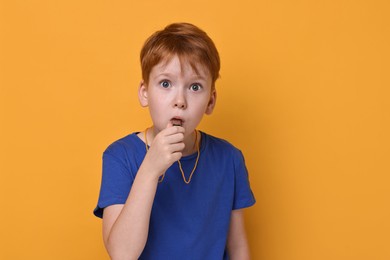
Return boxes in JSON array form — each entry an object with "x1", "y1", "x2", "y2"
[
  {"x1": 169, "y1": 155, "x2": 177, "y2": 163},
  {"x1": 175, "y1": 126, "x2": 183, "y2": 133}
]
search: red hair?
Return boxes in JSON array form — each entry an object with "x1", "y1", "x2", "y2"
[{"x1": 140, "y1": 23, "x2": 220, "y2": 90}]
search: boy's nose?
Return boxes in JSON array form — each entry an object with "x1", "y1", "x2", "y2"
[
  {"x1": 174, "y1": 99, "x2": 187, "y2": 109},
  {"x1": 174, "y1": 91, "x2": 187, "y2": 109}
]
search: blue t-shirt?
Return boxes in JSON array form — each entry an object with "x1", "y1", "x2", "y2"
[{"x1": 94, "y1": 131, "x2": 255, "y2": 259}]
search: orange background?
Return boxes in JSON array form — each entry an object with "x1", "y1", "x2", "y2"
[{"x1": 1, "y1": 0, "x2": 389, "y2": 259}]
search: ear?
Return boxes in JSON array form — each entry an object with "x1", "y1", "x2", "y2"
[
  {"x1": 138, "y1": 80, "x2": 149, "y2": 107},
  {"x1": 205, "y1": 89, "x2": 217, "y2": 115}
]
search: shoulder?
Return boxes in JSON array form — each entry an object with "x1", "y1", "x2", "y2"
[
  {"x1": 201, "y1": 131, "x2": 243, "y2": 159},
  {"x1": 103, "y1": 132, "x2": 144, "y2": 159}
]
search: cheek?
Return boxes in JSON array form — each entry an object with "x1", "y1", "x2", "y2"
[
  {"x1": 149, "y1": 104, "x2": 164, "y2": 117},
  {"x1": 148, "y1": 94, "x2": 166, "y2": 108},
  {"x1": 192, "y1": 101, "x2": 209, "y2": 118}
]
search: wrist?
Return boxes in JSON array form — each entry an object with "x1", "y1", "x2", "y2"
[{"x1": 138, "y1": 161, "x2": 165, "y2": 182}]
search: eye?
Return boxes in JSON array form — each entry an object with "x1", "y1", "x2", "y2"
[
  {"x1": 190, "y1": 83, "x2": 202, "y2": 92},
  {"x1": 160, "y1": 80, "x2": 171, "y2": 88}
]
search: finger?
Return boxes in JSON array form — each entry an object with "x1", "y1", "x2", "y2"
[
  {"x1": 165, "y1": 133, "x2": 185, "y2": 145},
  {"x1": 163, "y1": 125, "x2": 185, "y2": 135},
  {"x1": 166, "y1": 122, "x2": 173, "y2": 129},
  {"x1": 170, "y1": 142, "x2": 185, "y2": 153},
  {"x1": 171, "y1": 151, "x2": 183, "y2": 161}
]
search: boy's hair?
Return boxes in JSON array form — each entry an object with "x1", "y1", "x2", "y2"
[{"x1": 140, "y1": 23, "x2": 220, "y2": 90}]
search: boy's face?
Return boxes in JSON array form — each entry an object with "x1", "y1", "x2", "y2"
[{"x1": 138, "y1": 55, "x2": 216, "y2": 137}]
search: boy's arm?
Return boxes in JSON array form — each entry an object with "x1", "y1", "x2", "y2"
[
  {"x1": 226, "y1": 209, "x2": 251, "y2": 260},
  {"x1": 102, "y1": 168, "x2": 158, "y2": 260},
  {"x1": 102, "y1": 126, "x2": 185, "y2": 260}
]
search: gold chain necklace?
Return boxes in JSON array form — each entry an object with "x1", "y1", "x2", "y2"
[{"x1": 144, "y1": 128, "x2": 200, "y2": 184}]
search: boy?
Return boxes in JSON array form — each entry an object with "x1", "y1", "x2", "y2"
[{"x1": 94, "y1": 23, "x2": 255, "y2": 259}]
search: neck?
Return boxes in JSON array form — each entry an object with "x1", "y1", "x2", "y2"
[{"x1": 182, "y1": 130, "x2": 199, "y2": 156}]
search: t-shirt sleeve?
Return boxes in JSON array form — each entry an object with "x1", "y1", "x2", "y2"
[
  {"x1": 93, "y1": 144, "x2": 135, "y2": 218},
  {"x1": 232, "y1": 150, "x2": 256, "y2": 210}
]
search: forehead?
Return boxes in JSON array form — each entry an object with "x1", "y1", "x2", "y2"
[{"x1": 151, "y1": 55, "x2": 211, "y2": 80}]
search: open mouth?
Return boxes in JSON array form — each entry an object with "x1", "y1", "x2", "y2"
[{"x1": 171, "y1": 118, "x2": 183, "y2": 126}]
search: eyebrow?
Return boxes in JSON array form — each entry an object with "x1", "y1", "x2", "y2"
[
  {"x1": 156, "y1": 72, "x2": 175, "y2": 78},
  {"x1": 192, "y1": 75, "x2": 207, "y2": 81},
  {"x1": 156, "y1": 73, "x2": 207, "y2": 82}
]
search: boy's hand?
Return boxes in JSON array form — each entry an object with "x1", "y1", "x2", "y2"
[{"x1": 143, "y1": 123, "x2": 185, "y2": 179}]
